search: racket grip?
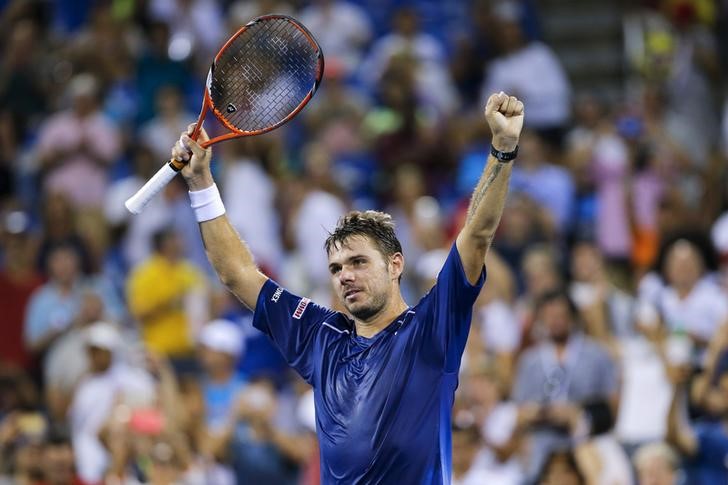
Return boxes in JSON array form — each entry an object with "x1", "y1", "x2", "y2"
[{"x1": 125, "y1": 162, "x2": 180, "y2": 214}]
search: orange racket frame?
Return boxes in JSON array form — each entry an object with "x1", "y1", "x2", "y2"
[{"x1": 125, "y1": 14, "x2": 324, "y2": 214}]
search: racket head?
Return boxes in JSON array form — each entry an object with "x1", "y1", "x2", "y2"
[{"x1": 199, "y1": 14, "x2": 324, "y2": 146}]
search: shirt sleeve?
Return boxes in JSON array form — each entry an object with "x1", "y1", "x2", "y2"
[
  {"x1": 419, "y1": 243, "x2": 485, "y2": 373},
  {"x1": 252, "y1": 279, "x2": 337, "y2": 384}
]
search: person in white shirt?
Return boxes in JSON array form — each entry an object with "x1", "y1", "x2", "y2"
[
  {"x1": 637, "y1": 238, "x2": 728, "y2": 356},
  {"x1": 451, "y1": 419, "x2": 493, "y2": 485},
  {"x1": 298, "y1": 0, "x2": 372, "y2": 77},
  {"x1": 68, "y1": 322, "x2": 156, "y2": 484},
  {"x1": 360, "y1": 6, "x2": 459, "y2": 116},
  {"x1": 480, "y1": 2, "x2": 570, "y2": 134}
]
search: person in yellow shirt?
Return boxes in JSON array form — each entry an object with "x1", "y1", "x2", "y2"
[{"x1": 127, "y1": 227, "x2": 207, "y2": 371}]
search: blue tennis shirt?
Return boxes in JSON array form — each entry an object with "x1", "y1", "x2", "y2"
[{"x1": 252, "y1": 243, "x2": 485, "y2": 484}]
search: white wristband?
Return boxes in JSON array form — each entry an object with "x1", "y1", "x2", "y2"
[{"x1": 189, "y1": 184, "x2": 226, "y2": 222}]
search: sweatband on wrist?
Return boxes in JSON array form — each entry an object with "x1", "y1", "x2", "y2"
[{"x1": 189, "y1": 184, "x2": 226, "y2": 222}]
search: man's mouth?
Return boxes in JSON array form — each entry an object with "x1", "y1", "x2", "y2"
[{"x1": 344, "y1": 288, "x2": 362, "y2": 300}]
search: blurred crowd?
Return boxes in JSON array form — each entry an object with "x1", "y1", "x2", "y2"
[{"x1": 1, "y1": 0, "x2": 727, "y2": 484}]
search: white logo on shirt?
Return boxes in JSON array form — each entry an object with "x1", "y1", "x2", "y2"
[
  {"x1": 271, "y1": 287, "x2": 283, "y2": 303},
  {"x1": 293, "y1": 298, "x2": 310, "y2": 319}
]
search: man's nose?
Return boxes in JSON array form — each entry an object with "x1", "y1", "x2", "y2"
[{"x1": 339, "y1": 266, "x2": 355, "y2": 284}]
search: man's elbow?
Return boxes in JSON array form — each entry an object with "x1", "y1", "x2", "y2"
[
  {"x1": 216, "y1": 269, "x2": 244, "y2": 291},
  {"x1": 461, "y1": 228, "x2": 494, "y2": 253}
]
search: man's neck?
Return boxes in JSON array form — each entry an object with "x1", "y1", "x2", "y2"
[
  {"x1": 354, "y1": 295, "x2": 409, "y2": 339},
  {"x1": 552, "y1": 336, "x2": 571, "y2": 362},
  {"x1": 209, "y1": 368, "x2": 234, "y2": 385}
]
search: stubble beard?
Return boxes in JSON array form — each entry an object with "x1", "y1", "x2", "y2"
[{"x1": 347, "y1": 291, "x2": 388, "y2": 322}]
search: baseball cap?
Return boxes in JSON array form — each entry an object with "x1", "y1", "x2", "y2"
[
  {"x1": 198, "y1": 319, "x2": 245, "y2": 357},
  {"x1": 85, "y1": 321, "x2": 122, "y2": 351}
]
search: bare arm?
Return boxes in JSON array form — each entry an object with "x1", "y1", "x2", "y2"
[
  {"x1": 666, "y1": 368, "x2": 698, "y2": 456},
  {"x1": 456, "y1": 92, "x2": 523, "y2": 283},
  {"x1": 174, "y1": 124, "x2": 267, "y2": 310}
]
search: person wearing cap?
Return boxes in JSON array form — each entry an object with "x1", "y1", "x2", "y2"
[
  {"x1": 193, "y1": 319, "x2": 244, "y2": 485},
  {"x1": 67, "y1": 322, "x2": 156, "y2": 484},
  {"x1": 197, "y1": 319, "x2": 246, "y2": 437}
]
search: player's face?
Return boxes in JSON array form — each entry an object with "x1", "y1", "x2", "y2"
[{"x1": 328, "y1": 236, "x2": 398, "y2": 321}]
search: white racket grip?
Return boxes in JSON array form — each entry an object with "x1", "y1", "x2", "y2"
[{"x1": 125, "y1": 163, "x2": 180, "y2": 214}]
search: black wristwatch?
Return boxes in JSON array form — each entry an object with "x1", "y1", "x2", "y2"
[{"x1": 490, "y1": 144, "x2": 519, "y2": 163}]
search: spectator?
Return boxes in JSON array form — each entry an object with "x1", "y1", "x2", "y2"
[
  {"x1": 386, "y1": 164, "x2": 445, "y2": 298},
  {"x1": 711, "y1": 208, "x2": 728, "y2": 292},
  {"x1": 43, "y1": 291, "x2": 108, "y2": 422},
  {"x1": 135, "y1": 21, "x2": 193, "y2": 123},
  {"x1": 590, "y1": 129, "x2": 634, "y2": 263},
  {"x1": 219, "y1": 139, "x2": 284, "y2": 276},
  {"x1": 512, "y1": 289, "x2": 620, "y2": 481},
  {"x1": 663, "y1": 1, "x2": 722, "y2": 166},
  {"x1": 35, "y1": 73, "x2": 122, "y2": 210},
  {"x1": 569, "y1": 240, "x2": 635, "y2": 345},
  {"x1": 536, "y1": 449, "x2": 585, "y2": 485},
  {"x1": 515, "y1": 244, "x2": 563, "y2": 345},
  {"x1": 228, "y1": 379, "x2": 312, "y2": 485},
  {"x1": 0, "y1": 210, "x2": 43, "y2": 370},
  {"x1": 360, "y1": 6, "x2": 458, "y2": 116},
  {"x1": 492, "y1": 194, "x2": 551, "y2": 283},
  {"x1": 39, "y1": 431, "x2": 83, "y2": 485},
  {"x1": 666, "y1": 359, "x2": 728, "y2": 484},
  {"x1": 450, "y1": 417, "x2": 490, "y2": 485},
  {"x1": 470, "y1": 252, "x2": 520, "y2": 383},
  {"x1": 0, "y1": 18, "x2": 49, "y2": 176},
  {"x1": 480, "y1": 1, "x2": 571, "y2": 140},
  {"x1": 139, "y1": 86, "x2": 195, "y2": 162},
  {"x1": 508, "y1": 131, "x2": 575, "y2": 235},
  {"x1": 105, "y1": 152, "x2": 209, "y2": 273},
  {"x1": 637, "y1": 237, "x2": 727, "y2": 360},
  {"x1": 197, "y1": 319, "x2": 246, "y2": 436},
  {"x1": 298, "y1": 0, "x2": 373, "y2": 78},
  {"x1": 127, "y1": 227, "x2": 208, "y2": 372},
  {"x1": 0, "y1": 372, "x2": 46, "y2": 485},
  {"x1": 68, "y1": 322, "x2": 156, "y2": 484},
  {"x1": 36, "y1": 192, "x2": 93, "y2": 276},
  {"x1": 287, "y1": 143, "x2": 347, "y2": 300},
  {"x1": 632, "y1": 441, "x2": 681, "y2": 485},
  {"x1": 148, "y1": 0, "x2": 225, "y2": 62},
  {"x1": 23, "y1": 243, "x2": 124, "y2": 357},
  {"x1": 458, "y1": 361, "x2": 523, "y2": 484}
]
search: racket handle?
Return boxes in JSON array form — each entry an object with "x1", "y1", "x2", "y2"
[{"x1": 125, "y1": 162, "x2": 180, "y2": 214}]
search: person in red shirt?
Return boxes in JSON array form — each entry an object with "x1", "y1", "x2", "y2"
[{"x1": 0, "y1": 211, "x2": 44, "y2": 370}]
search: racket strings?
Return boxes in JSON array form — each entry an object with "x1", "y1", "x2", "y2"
[{"x1": 210, "y1": 18, "x2": 319, "y2": 133}]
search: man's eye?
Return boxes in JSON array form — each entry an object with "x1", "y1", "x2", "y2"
[{"x1": 330, "y1": 267, "x2": 340, "y2": 275}]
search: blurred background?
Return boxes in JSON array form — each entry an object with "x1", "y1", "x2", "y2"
[{"x1": 0, "y1": 0, "x2": 727, "y2": 484}]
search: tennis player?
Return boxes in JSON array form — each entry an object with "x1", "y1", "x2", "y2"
[{"x1": 173, "y1": 91, "x2": 524, "y2": 483}]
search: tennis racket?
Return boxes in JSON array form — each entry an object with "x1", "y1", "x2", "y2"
[{"x1": 125, "y1": 14, "x2": 324, "y2": 214}]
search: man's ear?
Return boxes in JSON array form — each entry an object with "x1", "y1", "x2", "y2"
[{"x1": 389, "y1": 252, "x2": 405, "y2": 281}]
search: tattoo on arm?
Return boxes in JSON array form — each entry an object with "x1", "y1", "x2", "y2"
[{"x1": 466, "y1": 161, "x2": 505, "y2": 223}]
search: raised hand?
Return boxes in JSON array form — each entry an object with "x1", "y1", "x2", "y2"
[
  {"x1": 484, "y1": 91, "x2": 525, "y2": 153},
  {"x1": 172, "y1": 123, "x2": 214, "y2": 190}
]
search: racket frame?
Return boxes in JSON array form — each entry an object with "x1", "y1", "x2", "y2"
[
  {"x1": 172, "y1": 14, "x2": 325, "y2": 168},
  {"x1": 125, "y1": 14, "x2": 324, "y2": 214}
]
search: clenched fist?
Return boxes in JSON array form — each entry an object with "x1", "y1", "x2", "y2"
[{"x1": 485, "y1": 91, "x2": 524, "y2": 153}]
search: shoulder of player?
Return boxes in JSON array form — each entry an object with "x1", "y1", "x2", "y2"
[{"x1": 318, "y1": 313, "x2": 354, "y2": 336}]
